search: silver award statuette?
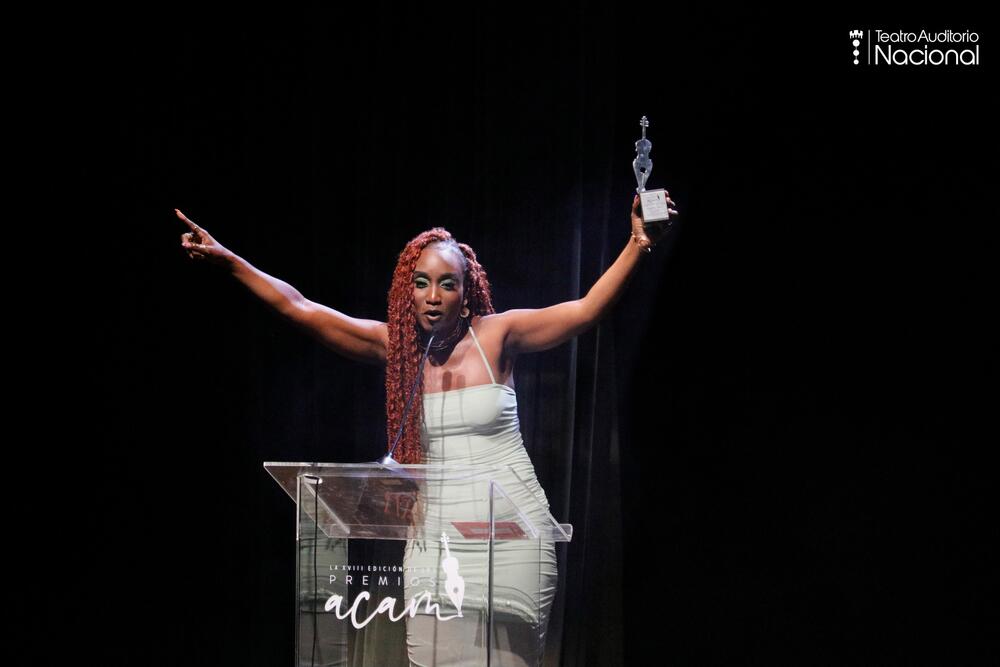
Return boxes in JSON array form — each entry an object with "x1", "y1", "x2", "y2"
[{"x1": 632, "y1": 116, "x2": 670, "y2": 224}]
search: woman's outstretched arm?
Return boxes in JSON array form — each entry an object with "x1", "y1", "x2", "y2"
[
  {"x1": 498, "y1": 193, "x2": 677, "y2": 355},
  {"x1": 176, "y1": 209, "x2": 388, "y2": 365}
]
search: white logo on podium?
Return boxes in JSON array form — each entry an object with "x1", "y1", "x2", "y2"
[
  {"x1": 323, "y1": 532, "x2": 465, "y2": 628},
  {"x1": 440, "y1": 533, "x2": 465, "y2": 616}
]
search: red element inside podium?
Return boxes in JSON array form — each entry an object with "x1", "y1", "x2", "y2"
[{"x1": 452, "y1": 521, "x2": 527, "y2": 540}]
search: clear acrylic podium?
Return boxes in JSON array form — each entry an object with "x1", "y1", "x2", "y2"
[{"x1": 265, "y1": 462, "x2": 573, "y2": 667}]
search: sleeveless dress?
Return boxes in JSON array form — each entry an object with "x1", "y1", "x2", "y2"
[{"x1": 402, "y1": 325, "x2": 558, "y2": 667}]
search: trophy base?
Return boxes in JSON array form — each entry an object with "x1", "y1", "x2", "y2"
[{"x1": 637, "y1": 189, "x2": 670, "y2": 224}]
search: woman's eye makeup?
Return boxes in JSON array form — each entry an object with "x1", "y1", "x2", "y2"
[{"x1": 413, "y1": 278, "x2": 456, "y2": 289}]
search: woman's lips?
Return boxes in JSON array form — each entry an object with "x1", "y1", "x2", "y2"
[{"x1": 426, "y1": 312, "x2": 442, "y2": 321}]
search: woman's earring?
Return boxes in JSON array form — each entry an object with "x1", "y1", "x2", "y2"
[{"x1": 460, "y1": 305, "x2": 470, "y2": 318}]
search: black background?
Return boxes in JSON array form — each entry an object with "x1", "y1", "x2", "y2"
[{"x1": 83, "y1": 5, "x2": 994, "y2": 665}]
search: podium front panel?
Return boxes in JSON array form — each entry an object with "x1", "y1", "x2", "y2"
[{"x1": 264, "y1": 462, "x2": 569, "y2": 666}]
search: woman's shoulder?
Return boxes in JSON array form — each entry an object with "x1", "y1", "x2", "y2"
[
  {"x1": 472, "y1": 312, "x2": 515, "y2": 352},
  {"x1": 473, "y1": 312, "x2": 509, "y2": 332},
  {"x1": 471, "y1": 313, "x2": 518, "y2": 376}
]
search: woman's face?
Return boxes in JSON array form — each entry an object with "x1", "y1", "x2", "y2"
[{"x1": 412, "y1": 243, "x2": 467, "y2": 334}]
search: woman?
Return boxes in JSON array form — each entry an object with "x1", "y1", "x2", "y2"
[{"x1": 177, "y1": 192, "x2": 677, "y2": 666}]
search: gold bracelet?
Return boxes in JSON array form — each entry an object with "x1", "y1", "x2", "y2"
[{"x1": 631, "y1": 232, "x2": 653, "y2": 253}]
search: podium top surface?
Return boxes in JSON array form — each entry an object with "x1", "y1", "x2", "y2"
[{"x1": 264, "y1": 461, "x2": 573, "y2": 542}]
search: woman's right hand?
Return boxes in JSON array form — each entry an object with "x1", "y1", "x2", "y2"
[{"x1": 176, "y1": 208, "x2": 235, "y2": 268}]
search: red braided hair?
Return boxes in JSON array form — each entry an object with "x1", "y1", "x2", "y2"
[{"x1": 385, "y1": 228, "x2": 495, "y2": 464}]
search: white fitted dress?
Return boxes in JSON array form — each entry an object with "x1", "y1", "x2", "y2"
[{"x1": 402, "y1": 325, "x2": 558, "y2": 667}]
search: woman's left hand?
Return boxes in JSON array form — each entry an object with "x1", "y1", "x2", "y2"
[{"x1": 631, "y1": 191, "x2": 678, "y2": 250}]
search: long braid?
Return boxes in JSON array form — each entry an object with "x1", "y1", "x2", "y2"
[{"x1": 385, "y1": 229, "x2": 495, "y2": 464}]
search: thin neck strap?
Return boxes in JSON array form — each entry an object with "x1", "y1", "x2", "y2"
[{"x1": 467, "y1": 325, "x2": 497, "y2": 385}]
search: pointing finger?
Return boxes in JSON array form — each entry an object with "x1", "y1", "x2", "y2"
[{"x1": 175, "y1": 208, "x2": 201, "y2": 232}]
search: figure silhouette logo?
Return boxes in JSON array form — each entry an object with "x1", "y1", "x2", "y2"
[{"x1": 439, "y1": 532, "x2": 465, "y2": 617}]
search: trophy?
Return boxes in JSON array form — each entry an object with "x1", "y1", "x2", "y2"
[{"x1": 633, "y1": 116, "x2": 671, "y2": 225}]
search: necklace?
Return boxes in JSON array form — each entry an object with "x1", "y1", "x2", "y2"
[{"x1": 418, "y1": 317, "x2": 469, "y2": 352}]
